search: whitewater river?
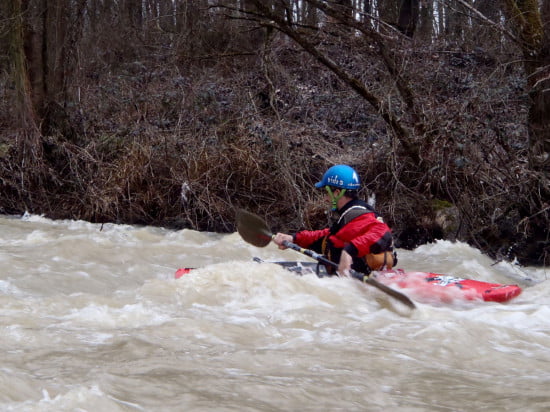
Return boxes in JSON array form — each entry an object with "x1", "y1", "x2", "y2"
[{"x1": 1, "y1": 213, "x2": 549, "y2": 411}]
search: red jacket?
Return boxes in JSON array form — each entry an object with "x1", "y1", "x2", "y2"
[{"x1": 294, "y1": 200, "x2": 393, "y2": 259}]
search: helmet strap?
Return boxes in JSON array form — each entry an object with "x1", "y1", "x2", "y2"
[{"x1": 325, "y1": 186, "x2": 346, "y2": 211}]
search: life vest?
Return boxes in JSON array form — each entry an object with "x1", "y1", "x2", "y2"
[{"x1": 320, "y1": 201, "x2": 397, "y2": 274}]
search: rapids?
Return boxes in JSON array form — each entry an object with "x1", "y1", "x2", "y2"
[{"x1": 1, "y1": 213, "x2": 549, "y2": 411}]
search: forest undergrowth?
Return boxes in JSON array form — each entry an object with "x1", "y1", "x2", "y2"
[{"x1": 0, "y1": 26, "x2": 548, "y2": 267}]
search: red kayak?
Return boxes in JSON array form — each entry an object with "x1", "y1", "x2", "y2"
[
  {"x1": 373, "y1": 269, "x2": 521, "y2": 303},
  {"x1": 175, "y1": 261, "x2": 522, "y2": 304}
]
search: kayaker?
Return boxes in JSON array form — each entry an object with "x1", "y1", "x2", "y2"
[{"x1": 273, "y1": 164, "x2": 397, "y2": 277}]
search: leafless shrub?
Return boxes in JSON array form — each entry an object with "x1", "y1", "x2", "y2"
[{"x1": 0, "y1": 1, "x2": 548, "y2": 266}]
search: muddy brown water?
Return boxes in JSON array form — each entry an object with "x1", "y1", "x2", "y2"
[{"x1": 1, "y1": 214, "x2": 549, "y2": 411}]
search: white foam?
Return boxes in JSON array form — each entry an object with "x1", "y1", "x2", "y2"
[{"x1": 60, "y1": 302, "x2": 171, "y2": 329}]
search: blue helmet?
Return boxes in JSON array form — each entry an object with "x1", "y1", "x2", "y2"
[{"x1": 315, "y1": 165, "x2": 361, "y2": 190}]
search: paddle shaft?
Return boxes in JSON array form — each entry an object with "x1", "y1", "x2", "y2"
[
  {"x1": 280, "y1": 238, "x2": 416, "y2": 309},
  {"x1": 284, "y1": 235, "x2": 380, "y2": 283},
  {"x1": 236, "y1": 209, "x2": 415, "y2": 309},
  {"x1": 280, "y1": 239, "x2": 333, "y2": 266},
  {"x1": 281, "y1": 239, "x2": 359, "y2": 278}
]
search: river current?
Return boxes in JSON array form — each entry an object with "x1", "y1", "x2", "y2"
[{"x1": 1, "y1": 213, "x2": 549, "y2": 411}]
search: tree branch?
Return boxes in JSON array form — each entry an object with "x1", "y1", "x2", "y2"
[{"x1": 248, "y1": 0, "x2": 421, "y2": 163}]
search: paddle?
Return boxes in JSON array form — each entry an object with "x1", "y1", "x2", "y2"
[{"x1": 236, "y1": 209, "x2": 416, "y2": 309}]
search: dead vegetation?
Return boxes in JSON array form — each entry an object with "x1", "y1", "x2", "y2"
[{"x1": 0, "y1": 2, "x2": 548, "y2": 266}]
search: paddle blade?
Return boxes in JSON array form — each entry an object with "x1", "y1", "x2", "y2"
[
  {"x1": 236, "y1": 209, "x2": 273, "y2": 247},
  {"x1": 349, "y1": 270, "x2": 416, "y2": 309},
  {"x1": 364, "y1": 277, "x2": 416, "y2": 309}
]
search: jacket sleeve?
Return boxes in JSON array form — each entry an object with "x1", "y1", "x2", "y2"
[
  {"x1": 294, "y1": 228, "x2": 330, "y2": 249},
  {"x1": 336, "y1": 214, "x2": 393, "y2": 257}
]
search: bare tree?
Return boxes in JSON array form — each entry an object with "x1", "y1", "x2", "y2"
[
  {"x1": 397, "y1": 0, "x2": 419, "y2": 37},
  {"x1": 5, "y1": 0, "x2": 41, "y2": 130},
  {"x1": 501, "y1": 0, "x2": 550, "y2": 173},
  {"x1": 5, "y1": 0, "x2": 85, "y2": 138}
]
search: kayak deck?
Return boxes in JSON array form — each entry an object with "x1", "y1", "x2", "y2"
[
  {"x1": 373, "y1": 269, "x2": 522, "y2": 303},
  {"x1": 175, "y1": 260, "x2": 522, "y2": 304}
]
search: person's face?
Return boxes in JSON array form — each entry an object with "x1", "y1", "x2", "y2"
[{"x1": 324, "y1": 187, "x2": 341, "y2": 202}]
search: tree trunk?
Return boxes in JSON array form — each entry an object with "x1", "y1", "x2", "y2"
[
  {"x1": 377, "y1": 0, "x2": 400, "y2": 25},
  {"x1": 504, "y1": 0, "x2": 550, "y2": 172},
  {"x1": 15, "y1": 0, "x2": 74, "y2": 136},
  {"x1": 7, "y1": 0, "x2": 38, "y2": 130},
  {"x1": 527, "y1": 0, "x2": 550, "y2": 173},
  {"x1": 416, "y1": 0, "x2": 433, "y2": 41},
  {"x1": 333, "y1": 0, "x2": 354, "y2": 20},
  {"x1": 397, "y1": 0, "x2": 419, "y2": 37},
  {"x1": 301, "y1": 0, "x2": 318, "y2": 26},
  {"x1": 436, "y1": 0, "x2": 445, "y2": 36}
]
